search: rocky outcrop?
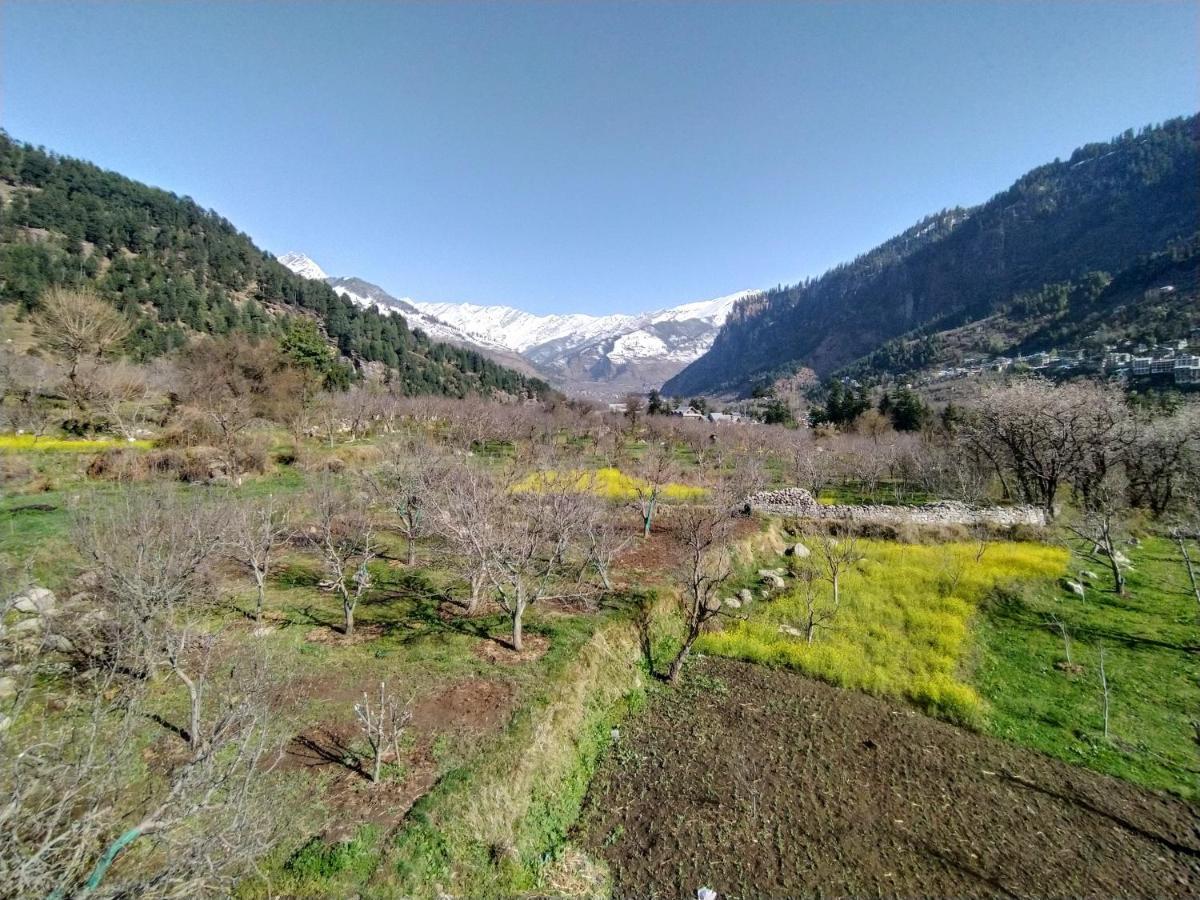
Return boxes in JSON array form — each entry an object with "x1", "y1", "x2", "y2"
[{"x1": 747, "y1": 488, "x2": 1046, "y2": 528}]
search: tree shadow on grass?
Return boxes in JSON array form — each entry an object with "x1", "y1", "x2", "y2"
[{"x1": 288, "y1": 726, "x2": 370, "y2": 781}]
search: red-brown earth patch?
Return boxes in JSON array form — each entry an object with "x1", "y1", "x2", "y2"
[
  {"x1": 472, "y1": 633, "x2": 550, "y2": 665},
  {"x1": 578, "y1": 657, "x2": 1200, "y2": 898},
  {"x1": 281, "y1": 676, "x2": 517, "y2": 837}
]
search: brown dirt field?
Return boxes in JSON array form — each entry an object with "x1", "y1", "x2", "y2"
[{"x1": 578, "y1": 658, "x2": 1200, "y2": 899}]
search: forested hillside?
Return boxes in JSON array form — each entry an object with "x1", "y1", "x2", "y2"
[
  {"x1": 665, "y1": 115, "x2": 1199, "y2": 395},
  {"x1": 0, "y1": 133, "x2": 550, "y2": 399}
]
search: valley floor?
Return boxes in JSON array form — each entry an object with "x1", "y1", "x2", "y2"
[{"x1": 578, "y1": 656, "x2": 1200, "y2": 899}]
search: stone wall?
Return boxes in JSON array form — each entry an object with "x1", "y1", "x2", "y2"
[{"x1": 746, "y1": 488, "x2": 1046, "y2": 529}]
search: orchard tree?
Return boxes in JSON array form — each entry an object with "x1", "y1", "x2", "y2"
[
  {"x1": 226, "y1": 494, "x2": 293, "y2": 624},
  {"x1": 310, "y1": 479, "x2": 380, "y2": 637},
  {"x1": 665, "y1": 480, "x2": 740, "y2": 682},
  {"x1": 630, "y1": 442, "x2": 678, "y2": 538}
]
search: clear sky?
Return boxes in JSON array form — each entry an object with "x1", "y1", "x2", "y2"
[{"x1": 2, "y1": 1, "x2": 1196, "y2": 315}]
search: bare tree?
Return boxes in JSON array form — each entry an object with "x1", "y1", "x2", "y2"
[
  {"x1": 482, "y1": 470, "x2": 591, "y2": 651},
  {"x1": 370, "y1": 442, "x2": 440, "y2": 566},
  {"x1": 961, "y1": 379, "x2": 1130, "y2": 518},
  {"x1": 792, "y1": 562, "x2": 840, "y2": 643},
  {"x1": 1170, "y1": 526, "x2": 1200, "y2": 614},
  {"x1": 807, "y1": 524, "x2": 863, "y2": 612},
  {"x1": 430, "y1": 462, "x2": 500, "y2": 616},
  {"x1": 225, "y1": 494, "x2": 293, "y2": 625},
  {"x1": 0, "y1": 350, "x2": 62, "y2": 439},
  {"x1": 31, "y1": 287, "x2": 131, "y2": 410},
  {"x1": 0, "y1": 655, "x2": 283, "y2": 898},
  {"x1": 1063, "y1": 471, "x2": 1129, "y2": 596},
  {"x1": 310, "y1": 479, "x2": 379, "y2": 637},
  {"x1": 665, "y1": 483, "x2": 740, "y2": 683},
  {"x1": 1124, "y1": 406, "x2": 1199, "y2": 517},
  {"x1": 75, "y1": 490, "x2": 228, "y2": 753},
  {"x1": 580, "y1": 501, "x2": 631, "y2": 593},
  {"x1": 353, "y1": 681, "x2": 412, "y2": 784},
  {"x1": 1098, "y1": 644, "x2": 1111, "y2": 740},
  {"x1": 87, "y1": 359, "x2": 160, "y2": 441},
  {"x1": 630, "y1": 442, "x2": 677, "y2": 539},
  {"x1": 623, "y1": 392, "x2": 645, "y2": 434}
]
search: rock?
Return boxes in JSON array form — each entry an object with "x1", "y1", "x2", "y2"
[
  {"x1": 74, "y1": 570, "x2": 101, "y2": 590},
  {"x1": 1080, "y1": 570, "x2": 1099, "y2": 580},
  {"x1": 724, "y1": 596, "x2": 742, "y2": 609},
  {"x1": 12, "y1": 587, "x2": 56, "y2": 615},
  {"x1": 759, "y1": 571, "x2": 786, "y2": 591},
  {"x1": 42, "y1": 634, "x2": 74, "y2": 654},
  {"x1": 777, "y1": 624, "x2": 804, "y2": 638},
  {"x1": 1062, "y1": 579, "x2": 1086, "y2": 598},
  {"x1": 8, "y1": 617, "x2": 42, "y2": 635},
  {"x1": 703, "y1": 597, "x2": 722, "y2": 612},
  {"x1": 0, "y1": 676, "x2": 15, "y2": 700},
  {"x1": 786, "y1": 542, "x2": 811, "y2": 559},
  {"x1": 738, "y1": 589, "x2": 753, "y2": 604},
  {"x1": 0, "y1": 715, "x2": 11, "y2": 733},
  {"x1": 1112, "y1": 551, "x2": 1131, "y2": 567}
]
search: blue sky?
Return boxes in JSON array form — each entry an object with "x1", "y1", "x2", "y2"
[{"x1": 3, "y1": 1, "x2": 1196, "y2": 315}]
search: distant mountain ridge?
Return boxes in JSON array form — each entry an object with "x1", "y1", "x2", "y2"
[
  {"x1": 665, "y1": 114, "x2": 1200, "y2": 396},
  {"x1": 278, "y1": 252, "x2": 756, "y2": 398}
]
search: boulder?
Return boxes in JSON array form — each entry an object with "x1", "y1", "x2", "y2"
[
  {"x1": 759, "y1": 571, "x2": 786, "y2": 591},
  {"x1": 0, "y1": 676, "x2": 15, "y2": 700},
  {"x1": 1080, "y1": 570, "x2": 1099, "y2": 581},
  {"x1": 777, "y1": 624, "x2": 804, "y2": 638},
  {"x1": 724, "y1": 596, "x2": 742, "y2": 609},
  {"x1": 1062, "y1": 579, "x2": 1086, "y2": 598},
  {"x1": 738, "y1": 589, "x2": 753, "y2": 605},
  {"x1": 12, "y1": 587, "x2": 56, "y2": 615},
  {"x1": 786, "y1": 542, "x2": 811, "y2": 559}
]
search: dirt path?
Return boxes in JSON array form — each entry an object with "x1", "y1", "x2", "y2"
[{"x1": 578, "y1": 658, "x2": 1200, "y2": 899}]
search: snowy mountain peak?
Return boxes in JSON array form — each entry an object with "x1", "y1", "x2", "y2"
[
  {"x1": 278, "y1": 252, "x2": 328, "y2": 281},
  {"x1": 272, "y1": 246, "x2": 757, "y2": 396}
]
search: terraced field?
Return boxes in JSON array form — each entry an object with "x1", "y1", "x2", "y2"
[{"x1": 579, "y1": 658, "x2": 1200, "y2": 899}]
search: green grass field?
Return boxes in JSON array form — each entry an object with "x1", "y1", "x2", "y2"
[{"x1": 974, "y1": 535, "x2": 1200, "y2": 800}]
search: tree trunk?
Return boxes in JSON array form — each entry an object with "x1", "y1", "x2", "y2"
[
  {"x1": 1176, "y1": 532, "x2": 1200, "y2": 612},
  {"x1": 344, "y1": 599, "x2": 355, "y2": 637},
  {"x1": 406, "y1": 539, "x2": 416, "y2": 567},
  {"x1": 173, "y1": 667, "x2": 203, "y2": 752},
  {"x1": 511, "y1": 607, "x2": 523, "y2": 652},
  {"x1": 253, "y1": 570, "x2": 267, "y2": 624},
  {"x1": 466, "y1": 571, "x2": 484, "y2": 616},
  {"x1": 371, "y1": 745, "x2": 382, "y2": 784},
  {"x1": 666, "y1": 633, "x2": 696, "y2": 683}
]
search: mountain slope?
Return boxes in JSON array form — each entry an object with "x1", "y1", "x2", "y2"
[
  {"x1": 0, "y1": 133, "x2": 550, "y2": 400},
  {"x1": 665, "y1": 115, "x2": 1200, "y2": 396}
]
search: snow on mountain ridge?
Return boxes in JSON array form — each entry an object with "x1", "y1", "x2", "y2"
[
  {"x1": 412, "y1": 289, "x2": 757, "y2": 361},
  {"x1": 277, "y1": 250, "x2": 759, "y2": 395},
  {"x1": 277, "y1": 252, "x2": 327, "y2": 281}
]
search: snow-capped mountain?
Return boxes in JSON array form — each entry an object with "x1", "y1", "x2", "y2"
[
  {"x1": 277, "y1": 252, "x2": 327, "y2": 282},
  {"x1": 277, "y1": 251, "x2": 756, "y2": 398}
]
